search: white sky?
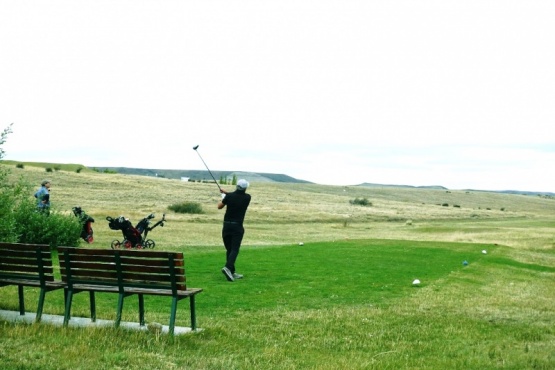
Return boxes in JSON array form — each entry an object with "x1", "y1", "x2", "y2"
[{"x1": 1, "y1": 1, "x2": 554, "y2": 191}]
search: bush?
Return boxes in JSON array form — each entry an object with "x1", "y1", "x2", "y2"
[
  {"x1": 12, "y1": 201, "x2": 81, "y2": 248},
  {"x1": 45, "y1": 167, "x2": 53, "y2": 172},
  {"x1": 16, "y1": 163, "x2": 24, "y2": 169},
  {"x1": 349, "y1": 197, "x2": 372, "y2": 206},
  {"x1": 1, "y1": 124, "x2": 82, "y2": 247},
  {"x1": 168, "y1": 202, "x2": 204, "y2": 214},
  {"x1": 0, "y1": 173, "x2": 31, "y2": 242}
]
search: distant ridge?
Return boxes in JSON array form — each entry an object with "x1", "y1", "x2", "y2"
[
  {"x1": 90, "y1": 167, "x2": 313, "y2": 184},
  {"x1": 1, "y1": 161, "x2": 553, "y2": 195},
  {"x1": 464, "y1": 189, "x2": 555, "y2": 197},
  {"x1": 357, "y1": 183, "x2": 447, "y2": 190},
  {"x1": 357, "y1": 182, "x2": 554, "y2": 197}
]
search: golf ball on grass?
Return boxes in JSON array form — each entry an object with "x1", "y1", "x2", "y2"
[
  {"x1": 298, "y1": 242, "x2": 304, "y2": 246},
  {"x1": 482, "y1": 250, "x2": 487, "y2": 254},
  {"x1": 412, "y1": 279, "x2": 421, "y2": 285}
]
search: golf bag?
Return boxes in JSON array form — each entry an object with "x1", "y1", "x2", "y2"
[
  {"x1": 106, "y1": 213, "x2": 166, "y2": 249},
  {"x1": 72, "y1": 206, "x2": 94, "y2": 243}
]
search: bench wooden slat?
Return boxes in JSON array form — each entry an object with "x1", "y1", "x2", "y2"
[
  {"x1": 59, "y1": 256, "x2": 184, "y2": 268},
  {"x1": 0, "y1": 265, "x2": 55, "y2": 275},
  {"x1": 0, "y1": 272, "x2": 56, "y2": 282},
  {"x1": 59, "y1": 262, "x2": 184, "y2": 275},
  {"x1": 69, "y1": 284, "x2": 202, "y2": 296},
  {"x1": 58, "y1": 247, "x2": 183, "y2": 259},
  {"x1": 0, "y1": 278, "x2": 63, "y2": 287}
]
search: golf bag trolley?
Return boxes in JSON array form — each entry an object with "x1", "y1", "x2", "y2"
[
  {"x1": 72, "y1": 206, "x2": 94, "y2": 244},
  {"x1": 106, "y1": 213, "x2": 166, "y2": 249}
]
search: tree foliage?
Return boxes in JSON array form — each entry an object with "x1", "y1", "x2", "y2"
[{"x1": 0, "y1": 124, "x2": 81, "y2": 247}]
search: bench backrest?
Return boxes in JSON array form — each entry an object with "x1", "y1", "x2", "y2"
[
  {"x1": 57, "y1": 247, "x2": 187, "y2": 292},
  {"x1": 0, "y1": 243, "x2": 56, "y2": 283}
]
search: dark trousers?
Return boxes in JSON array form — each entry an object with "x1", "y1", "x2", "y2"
[{"x1": 222, "y1": 222, "x2": 244, "y2": 274}]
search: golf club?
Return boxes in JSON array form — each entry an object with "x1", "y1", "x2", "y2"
[{"x1": 192, "y1": 145, "x2": 222, "y2": 192}]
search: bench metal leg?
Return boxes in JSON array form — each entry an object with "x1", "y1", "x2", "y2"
[
  {"x1": 169, "y1": 297, "x2": 178, "y2": 336},
  {"x1": 63, "y1": 290, "x2": 73, "y2": 326},
  {"x1": 190, "y1": 296, "x2": 197, "y2": 331},
  {"x1": 89, "y1": 291, "x2": 96, "y2": 322},
  {"x1": 138, "y1": 294, "x2": 145, "y2": 326},
  {"x1": 36, "y1": 288, "x2": 46, "y2": 323},
  {"x1": 17, "y1": 285, "x2": 25, "y2": 316},
  {"x1": 115, "y1": 293, "x2": 124, "y2": 328}
]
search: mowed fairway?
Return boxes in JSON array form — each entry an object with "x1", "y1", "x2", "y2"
[{"x1": 1, "y1": 163, "x2": 555, "y2": 369}]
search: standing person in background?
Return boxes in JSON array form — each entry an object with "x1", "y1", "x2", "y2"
[
  {"x1": 34, "y1": 180, "x2": 51, "y2": 213},
  {"x1": 217, "y1": 179, "x2": 251, "y2": 282}
]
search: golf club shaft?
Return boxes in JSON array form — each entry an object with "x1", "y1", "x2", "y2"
[{"x1": 194, "y1": 149, "x2": 222, "y2": 192}]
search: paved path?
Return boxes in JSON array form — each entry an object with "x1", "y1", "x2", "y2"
[{"x1": 0, "y1": 309, "x2": 199, "y2": 335}]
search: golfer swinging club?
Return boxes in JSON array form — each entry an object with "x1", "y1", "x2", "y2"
[{"x1": 218, "y1": 179, "x2": 251, "y2": 282}]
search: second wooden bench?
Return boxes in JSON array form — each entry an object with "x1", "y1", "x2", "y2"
[{"x1": 57, "y1": 247, "x2": 203, "y2": 335}]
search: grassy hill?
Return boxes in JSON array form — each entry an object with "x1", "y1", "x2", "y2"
[
  {"x1": 0, "y1": 160, "x2": 312, "y2": 183},
  {"x1": 95, "y1": 166, "x2": 313, "y2": 184},
  {"x1": 5, "y1": 160, "x2": 553, "y2": 197},
  {"x1": 2, "y1": 160, "x2": 554, "y2": 250}
]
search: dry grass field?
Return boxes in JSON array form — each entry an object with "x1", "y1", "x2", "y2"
[
  {"x1": 4, "y1": 163, "x2": 554, "y2": 263},
  {"x1": 6, "y1": 163, "x2": 554, "y2": 251}
]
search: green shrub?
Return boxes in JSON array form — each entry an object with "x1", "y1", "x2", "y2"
[
  {"x1": 0, "y1": 171, "x2": 31, "y2": 242},
  {"x1": 76, "y1": 167, "x2": 83, "y2": 173},
  {"x1": 0, "y1": 176, "x2": 81, "y2": 247},
  {"x1": 168, "y1": 201, "x2": 204, "y2": 214},
  {"x1": 16, "y1": 163, "x2": 24, "y2": 169},
  {"x1": 13, "y1": 202, "x2": 81, "y2": 248},
  {"x1": 1, "y1": 124, "x2": 81, "y2": 247},
  {"x1": 349, "y1": 197, "x2": 372, "y2": 206},
  {"x1": 45, "y1": 167, "x2": 53, "y2": 172}
]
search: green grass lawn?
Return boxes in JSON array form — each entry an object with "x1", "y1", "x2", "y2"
[
  {"x1": 4, "y1": 238, "x2": 553, "y2": 369},
  {"x1": 189, "y1": 239, "x2": 490, "y2": 314}
]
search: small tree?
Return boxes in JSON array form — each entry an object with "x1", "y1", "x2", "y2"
[
  {"x1": 0, "y1": 123, "x2": 13, "y2": 159},
  {"x1": 0, "y1": 124, "x2": 81, "y2": 247}
]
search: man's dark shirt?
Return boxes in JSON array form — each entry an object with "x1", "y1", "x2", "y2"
[{"x1": 222, "y1": 190, "x2": 251, "y2": 224}]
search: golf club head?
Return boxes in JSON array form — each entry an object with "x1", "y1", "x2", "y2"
[{"x1": 193, "y1": 145, "x2": 199, "y2": 150}]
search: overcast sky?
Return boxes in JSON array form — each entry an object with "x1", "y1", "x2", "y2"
[{"x1": 1, "y1": 1, "x2": 554, "y2": 191}]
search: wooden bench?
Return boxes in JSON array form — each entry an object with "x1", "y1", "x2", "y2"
[
  {"x1": 57, "y1": 247, "x2": 203, "y2": 335},
  {"x1": 0, "y1": 242, "x2": 65, "y2": 322}
]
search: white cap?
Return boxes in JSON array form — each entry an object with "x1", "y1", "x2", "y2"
[{"x1": 237, "y1": 179, "x2": 249, "y2": 190}]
